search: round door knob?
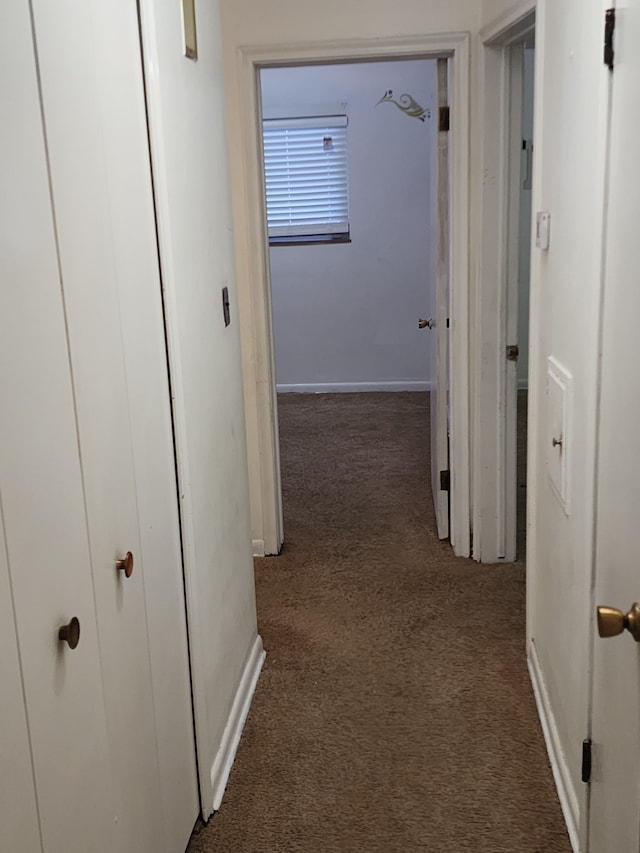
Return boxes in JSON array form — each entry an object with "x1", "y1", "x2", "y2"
[
  {"x1": 116, "y1": 551, "x2": 134, "y2": 578},
  {"x1": 58, "y1": 617, "x2": 80, "y2": 650},
  {"x1": 597, "y1": 602, "x2": 640, "y2": 642},
  {"x1": 418, "y1": 318, "x2": 434, "y2": 330}
]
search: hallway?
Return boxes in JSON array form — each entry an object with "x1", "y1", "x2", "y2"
[{"x1": 188, "y1": 393, "x2": 570, "y2": 852}]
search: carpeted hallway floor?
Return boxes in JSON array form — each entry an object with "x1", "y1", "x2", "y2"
[{"x1": 188, "y1": 392, "x2": 571, "y2": 853}]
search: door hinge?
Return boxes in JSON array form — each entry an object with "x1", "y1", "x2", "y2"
[
  {"x1": 604, "y1": 8, "x2": 615, "y2": 70},
  {"x1": 440, "y1": 469, "x2": 450, "y2": 491},
  {"x1": 506, "y1": 344, "x2": 519, "y2": 362},
  {"x1": 439, "y1": 105, "x2": 450, "y2": 132},
  {"x1": 581, "y1": 738, "x2": 592, "y2": 783}
]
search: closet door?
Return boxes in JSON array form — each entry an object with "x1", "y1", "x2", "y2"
[
  {"x1": 29, "y1": 2, "x2": 164, "y2": 850},
  {"x1": 0, "y1": 513, "x2": 42, "y2": 853},
  {"x1": 89, "y1": 2, "x2": 200, "y2": 846},
  {"x1": 0, "y1": 3, "x2": 115, "y2": 850},
  {"x1": 29, "y1": 1, "x2": 198, "y2": 849}
]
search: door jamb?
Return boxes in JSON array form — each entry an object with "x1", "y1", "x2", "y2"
[
  {"x1": 504, "y1": 42, "x2": 526, "y2": 563},
  {"x1": 235, "y1": 33, "x2": 471, "y2": 557},
  {"x1": 473, "y1": 5, "x2": 535, "y2": 562}
]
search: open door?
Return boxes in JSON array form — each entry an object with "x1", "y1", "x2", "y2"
[
  {"x1": 504, "y1": 43, "x2": 534, "y2": 562},
  {"x1": 503, "y1": 43, "x2": 524, "y2": 563},
  {"x1": 428, "y1": 57, "x2": 450, "y2": 539},
  {"x1": 589, "y1": 6, "x2": 640, "y2": 850}
]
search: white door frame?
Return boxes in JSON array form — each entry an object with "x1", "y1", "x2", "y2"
[
  {"x1": 474, "y1": 2, "x2": 535, "y2": 562},
  {"x1": 235, "y1": 33, "x2": 471, "y2": 558}
]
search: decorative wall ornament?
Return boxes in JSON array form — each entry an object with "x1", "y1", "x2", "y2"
[{"x1": 375, "y1": 90, "x2": 430, "y2": 122}]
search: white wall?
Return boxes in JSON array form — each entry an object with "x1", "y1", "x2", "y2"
[
  {"x1": 261, "y1": 60, "x2": 436, "y2": 392},
  {"x1": 481, "y1": 0, "x2": 531, "y2": 30},
  {"x1": 139, "y1": 0, "x2": 261, "y2": 817},
  {"x1": 526, "y1": 0, "x2": 611, "y2": 845}
]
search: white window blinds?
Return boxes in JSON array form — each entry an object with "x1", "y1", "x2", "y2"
[{"x1": 262, "y1": 116, "x2": 349, "y2": 238}]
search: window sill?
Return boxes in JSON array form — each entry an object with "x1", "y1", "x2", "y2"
[{"x1": 269, "y1": 233, "x2": 351, "y2": 247}]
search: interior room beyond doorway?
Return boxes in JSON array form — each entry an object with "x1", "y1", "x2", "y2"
[
  {"x1": 260, "y1": 58, "x2": 444, "y2": 543},
  {"x1": 261, "y1": 59, "x2": 438, "y2": 398}
]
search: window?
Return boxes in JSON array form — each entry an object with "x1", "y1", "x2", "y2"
[{"x1": 262, "y1": 116, "x2": 349, "y2": 243}]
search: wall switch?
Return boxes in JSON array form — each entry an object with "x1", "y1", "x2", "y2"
[{"x1": 536, "y1": 211, "x2": 551, "y2": 250}]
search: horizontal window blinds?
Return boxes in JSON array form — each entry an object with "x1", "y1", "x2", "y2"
[{"x1": 262, "y1": 116, "x2": 349, "y2": 237}]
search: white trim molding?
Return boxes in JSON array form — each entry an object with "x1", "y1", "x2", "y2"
[
  {"x1": 209, "y1": 636, "x2": 266, "y2": 813},
  {"x1": 481, "y1": 0, "x2": 536, "y2": 45},
  {"x1": 276, "y1": 381, "x2": 431, "y2": 394},
  {"x1": 472, "y1": 10, "x2": 535, "y2": 562},
  {"x1": 235, "y1": 32, "x2": 472, "y2": 557},
  {"x1": 528, "y1": 640, "x2": 579, "y2": 852}
]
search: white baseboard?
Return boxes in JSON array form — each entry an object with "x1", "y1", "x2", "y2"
[
  {"x1": 528, "y1": 640, "x2": 580, "y2": 852},
  {"x1": 276, "y1": 380, "x2": 431, "y2": 394},
  {"x1": 252, "y1": 538, "x2": 265, "y2": 557},
  {"x1": 209, "y1": 635, "x2": 266, "y2": 812}
]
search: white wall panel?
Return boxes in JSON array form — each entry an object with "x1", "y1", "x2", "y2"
[{"x1": 139, "y1": 0, "x2": 260, "y2": 816}]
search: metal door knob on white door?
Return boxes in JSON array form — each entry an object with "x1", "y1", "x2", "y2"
[
  {"x1": 418, "y1": 318, "x2": 435, "y2": 329},
  {"x1": 597, "y1": 603, "x2": 640, "y2": 642}
]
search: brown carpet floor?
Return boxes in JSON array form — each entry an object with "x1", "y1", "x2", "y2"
[{"x1": 187, "y1": 392, "x2": 570, "y2": 853}]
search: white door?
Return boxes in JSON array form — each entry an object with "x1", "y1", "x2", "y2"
[
  {"x1": 0, "y1": 501, "x2": 43, "y2": 853},
  {"x1": 503, "y1": 43, "x2": 524, "y2": 563},
  {"x1": 2, "y1": 3, "x2": 197, "y2": 849},
  {"x1": 589, "y1": 3, "x2": 640, "y2": 851},
  {"x1": 29, "y1": 0, "x2": 198, "y2": 849},
  {"x1": 87, "y1": 2, "x2": 200, "y2": 844},
  {"x1": 430, "y1": 57, "x2": 450, "y2": 539},
  {"x1": 0, "y1": 3, "x2": 115, "y2": 848},
  {"x1": 31, "y1": 4, "x2": 164, "y2": 847},
  {"x1": 28, "y1": 0, "x2": 198, "y2": 853},
  {"x1": 0, "y1": 529, "x2": 41, "y2": 853}
]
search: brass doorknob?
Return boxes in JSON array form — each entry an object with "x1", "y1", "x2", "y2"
[
  {"x1": 597, "y1": 603, "x2": 640, "y2": 642},
  {"x1": 116, "y1": 551, "x2": 134, "y2": 578},
  {"x1": 418, "y1": 318, "x2": 434, "y2": 330},
  {"x1": 58, "y1": 617, "x2": 80, "y2": 649}
]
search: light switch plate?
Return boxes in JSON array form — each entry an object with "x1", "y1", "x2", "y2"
[
  {"x1": 536, "y1": 211, "x2": 551, "y2": 250},
  {"x1": 547, "y1": 356, "x2": 572, "y2": 514},
  {"x1": 182, "y1": 0, "x2": 197, "y2": 60}
]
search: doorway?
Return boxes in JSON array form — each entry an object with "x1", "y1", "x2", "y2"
[
  {"x1": 474, "y1": 7, "x2": 535, "y2": 564},
  {"x1": 507, "y1": 39, "x2": 535, "y2": 561},
  {"x1": 234, "y1": 34, "x2": 471, "y2": 558},
  {"x1": 259, "y1": 58, "x2": 446, "y2": 543}
]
